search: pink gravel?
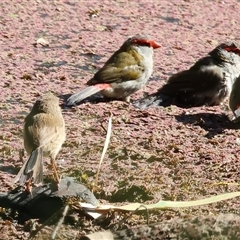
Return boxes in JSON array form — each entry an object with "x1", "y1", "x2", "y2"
[{"x1": 1, "y1": 0, "x2": 240, "y2": 238}]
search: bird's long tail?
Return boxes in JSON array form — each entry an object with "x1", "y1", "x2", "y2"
[
  {"x1": 14, "y1": 147, "x2": 44, "y2": 185},
  {"x1": 133, "y1": 92, "x2": 172, "y2": 109},
  {"x1": 66, "y1": 84, "x2": 110, "y2": 106}
]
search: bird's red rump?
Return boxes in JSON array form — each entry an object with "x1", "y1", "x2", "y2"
[
  {"x1": 132, "y1": 38, "x2": 161, "y2": 49},
  {"x1": 95, "y1": 83, "x2": 111, "y2": 90}
]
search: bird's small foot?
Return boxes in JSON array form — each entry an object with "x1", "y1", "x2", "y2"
[{"x1": 24, "y1": 180, "x2": 32, "y2": 193}]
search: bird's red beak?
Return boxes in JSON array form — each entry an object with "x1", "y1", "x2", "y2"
[{"x1": 149, "y1": 40, "x2": 161, "y2": 49}]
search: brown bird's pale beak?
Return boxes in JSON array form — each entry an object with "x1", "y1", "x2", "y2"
[
  {"x1": 149, "y1": 40, "x2": 161, "y2": 49},
  {"x1": 232, "y1": 104, "x2": 240, "y2": 122},
  {"x1": 234, "y1": 105, "x2": 240, "y2": 118}
]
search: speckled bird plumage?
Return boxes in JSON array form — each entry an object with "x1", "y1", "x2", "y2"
[{"x1": 134, "y1": 41, "x2": 240, "y2": 109}]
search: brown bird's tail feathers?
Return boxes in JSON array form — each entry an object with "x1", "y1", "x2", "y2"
[
  {"x1": 14, "y1": 147, "x2": 44, "y2": 185},
  {"x1": 66, "y1": 84, "x2": 110, "y2": 106}
]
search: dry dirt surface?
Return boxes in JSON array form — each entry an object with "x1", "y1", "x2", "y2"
[{"x1": 1, "y1": 0, "x2": 240, "y2": 239}]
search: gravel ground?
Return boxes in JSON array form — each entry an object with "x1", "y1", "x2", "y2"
[{"x1": 1, "y1": 0, "x2": 240, "y2": 239}]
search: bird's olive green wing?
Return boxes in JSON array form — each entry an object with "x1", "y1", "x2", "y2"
[{"x1": 89, "y1": 50, "x2": 144, "y2": 84}]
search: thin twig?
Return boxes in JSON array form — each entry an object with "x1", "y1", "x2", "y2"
[
  {"x1": 93, "y1": 114, "x2": 112, "y2": 191},
  {"x1": 51, "y1": 205, "x2": 69, "y2": 239},
  {"x1": 110, "y1": 204, "x2": 149, "y2": 230},
  {"x1": 29, "y1": 205, "x2": 68, "y2": 239}
]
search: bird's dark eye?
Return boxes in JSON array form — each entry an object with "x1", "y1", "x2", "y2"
[
  {"x1": 230, "y1": 43, "x2": 237, "y2": 48},
  {"x1": 35, "y1": 100, "x2": 41, "y2": 106}
]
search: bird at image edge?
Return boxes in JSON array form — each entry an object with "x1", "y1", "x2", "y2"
[
  {"x1": 229, "y1": 74, "x2": 240, "y2": 122},
  {"x1": 133, "y1": 41, "x2": 240, "y2": 109}
]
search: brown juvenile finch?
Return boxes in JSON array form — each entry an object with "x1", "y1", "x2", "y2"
[
  {"x1": 14, "y1": 92, "x2": 66, "y2": 190},
  {"x1": 66, "y1": 34, "x2": 161, "y2": 105}
]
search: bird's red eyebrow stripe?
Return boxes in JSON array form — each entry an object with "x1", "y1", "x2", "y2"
[
  {"x1": 132, "y1": 39, "x2": 161, "y2": 49},
  {"x1": 132, "y1": 38, "x2": 149, "y2": 44},
  {"x1": 224, "y1": 47, "x2": 240, "y2": 54}
]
